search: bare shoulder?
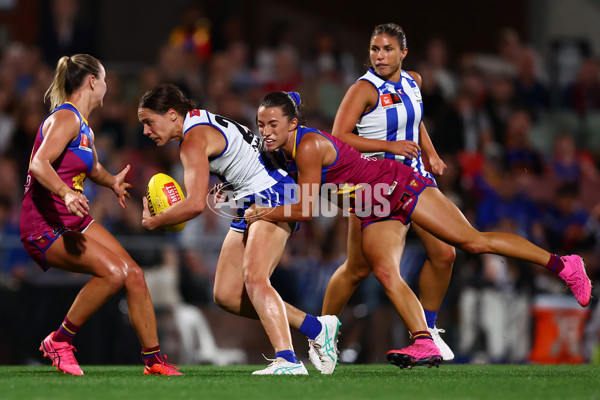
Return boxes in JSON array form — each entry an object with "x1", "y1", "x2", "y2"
[
  {"x1": 352, "y1": 79, "x2": 379, "y2": 96},
  {"x1": 48, "y1": 108, "x2": 81, "y2": 126},
  {"x1": 181, "y1": 126, "x2": 209, "y2": 149},
  {"x1": 297, "y1": 131, "x2": 331, "y2": 160},
  {"x1": 343, "y1": 79, "x2": 378, "y2": 109},
  {"x1": 407, "y1": 71, "x2": 422, "y2": 88},
  {"x1": 44, "y1": 109, "x2": 80, "y2": 140},
  {"x1": 181, "y1": 123, "x2": 224, "y2": 157},
  {"x1": 296, "y1": 130, "x2": 323, "y2": 156}
]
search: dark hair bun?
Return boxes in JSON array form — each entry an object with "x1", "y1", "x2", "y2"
[{"x1": 287, "y1": 91, "x2": 301, "y2": 107}]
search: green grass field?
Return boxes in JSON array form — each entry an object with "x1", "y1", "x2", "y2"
[{"x1": 1, "y1": 364, "x2": 598, "y2": 400}]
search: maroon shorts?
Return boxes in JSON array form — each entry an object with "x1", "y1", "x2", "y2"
[
  {"x1": 359, "y1": 173, "x2": 437, "y2": 230},
  {"x1": 21, "y1": 218, "x2": 94, "y2": 271}
]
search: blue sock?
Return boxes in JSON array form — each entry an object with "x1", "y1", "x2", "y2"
[
  {"x1": 298, "y1": 314, "x2": 321, "y2": 340},
  {"x1": 424, "y1": 309, "x2": 438, "y2": 329},
  {"x1": 276, "y1": 350, "x2": 298, "y2": 364}
]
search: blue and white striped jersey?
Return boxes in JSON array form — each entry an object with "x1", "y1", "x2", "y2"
[
  {"x1": 182, "y1": 109, "x2": 291, "y2": 199},
  {"x1": 356, "y1": 68, "x2": 432, "y2": 179}
]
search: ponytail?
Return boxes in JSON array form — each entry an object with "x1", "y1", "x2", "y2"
[{"x1": 44, "y1": 54, "x2": 103, "y2": 110}]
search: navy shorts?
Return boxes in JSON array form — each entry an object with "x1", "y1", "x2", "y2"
[{"x1": 230, "y1": 180, "x2": 299, "y2": 233}]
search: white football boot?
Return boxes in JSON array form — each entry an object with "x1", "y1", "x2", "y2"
[
  {"x1": 252, "y1": 357, "x2": 308, "y2": 375},
  {"x1": 307, "y1": 315, "x2": 341, "y2": 374},
  {"x1": 429, "y1": 326, "x2": 454, "y2": 361}
]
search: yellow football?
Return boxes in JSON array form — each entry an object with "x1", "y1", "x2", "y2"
[{"x1": 146, "y1": 173, "x2": 187, "y2": 233}]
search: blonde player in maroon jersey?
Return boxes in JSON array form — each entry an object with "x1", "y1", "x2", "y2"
[
  {"x1": 245, "y1": 91, "x2": 592, "y2": 369},
  {"x1": 20, "y1": 54, "x2": 181, "y2": 376}
]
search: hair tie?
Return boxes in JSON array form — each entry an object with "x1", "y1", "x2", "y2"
[{"x1": 286, "y1": 91, "x2": 301, "y2": 107}]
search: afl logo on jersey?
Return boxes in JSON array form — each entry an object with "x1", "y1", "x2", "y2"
[
  {"x1": 380, "y1": 93, "x2": 403, "y2": 108},
  {"x1": 79, "y1": 133, "x2": 92, "y2": 152}
]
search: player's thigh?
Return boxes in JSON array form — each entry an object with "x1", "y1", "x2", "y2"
[
  {"x1": 361, "y1": 219, "x2": 409, "y2": 269},
  {"x1": 243, "y1": 220, "x2": 290, "y2": 278},
  {"x1": 83, "y1": 221, "x2": 137, "y2": 266},
  {"x1": 411, "y1": 187, "x2": 481, "y2": 247},
  {"x1": 214, "y1": 229, "x2": 247, "y2": 298},
  {"x1": 45, "y1": 229, "x2": 127, "y2": 277},
  {"x1": 346, "y1": 213, "x2": 370, "y2": 272},
  {"x1": 411, "y1": 222, "x2": 456, "y2": 263}
]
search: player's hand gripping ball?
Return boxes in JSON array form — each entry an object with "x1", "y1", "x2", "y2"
[{"x1": 146, "y1": 173, "x2": 187, "y2": 233}]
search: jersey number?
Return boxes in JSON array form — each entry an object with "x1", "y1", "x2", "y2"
[{"x1": 215, "y1": 115, "x2": 261, "y2": 152}]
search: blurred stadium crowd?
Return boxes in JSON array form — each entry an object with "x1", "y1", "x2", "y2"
[{"x1": 1, "y1": 1, "x2": 599, "y2": 366}]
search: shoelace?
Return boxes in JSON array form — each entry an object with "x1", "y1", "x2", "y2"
[
  {"x1": 260, "y1": 354, "x2": 279, "y2": 365},
  {"x1": 53, "y1": 343, "x2": 78, "y2": 365},
  {"x1": 156, "y1": 355, "x2": 180, "y2": 371}
]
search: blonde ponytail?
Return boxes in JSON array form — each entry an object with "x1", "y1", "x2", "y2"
[
  {"x1": 44, "y1": 56, "x2": 70, "y2": 111},
  {"x1": 44, "y1": 54, "x2": 103, "y2": 111}
]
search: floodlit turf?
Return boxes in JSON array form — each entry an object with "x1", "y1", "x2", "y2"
[{"x1": 1, "y1": 364, "x2": 598, "y2": 400}]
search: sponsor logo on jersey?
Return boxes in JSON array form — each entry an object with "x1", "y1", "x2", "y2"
[
  {"x1": 79, "y1": 133, "x2": 92, "y2": 152},
  {"x1": 380, "y1": 93, "x2": 403, "y2": 108}
]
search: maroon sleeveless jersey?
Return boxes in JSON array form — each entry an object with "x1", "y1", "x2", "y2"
[
  {"x1": 283, "y1": 126, "x2": 436, "y2": 228},
  {"x1": 20, "y1": 103, "x2": 94, "y2": 240}
]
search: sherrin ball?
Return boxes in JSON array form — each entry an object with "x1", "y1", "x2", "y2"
[{"x1": 146, "y1": 173, "x2": 187, "y2": 233}]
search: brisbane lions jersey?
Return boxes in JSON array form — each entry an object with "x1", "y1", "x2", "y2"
[
  {"x1": 282, "y1": 125, "x2": 414, "y2": 217},
  {"x1": 21, "y1": 103, "x2": 94, "y2": 237}
]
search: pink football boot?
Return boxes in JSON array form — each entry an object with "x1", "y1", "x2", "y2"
[
  {"x1": 559, "y1": 255, "x2": 592, "y2": 307},
  {"x1": 39, "y1": 331, "x2": 84, "y2": 376},
  {"x1": 143, "y1": 355, "x2": 184, "y2": 376},
  {"x1": 387, "y1": 339, "x2": 443, "y2": 369}
]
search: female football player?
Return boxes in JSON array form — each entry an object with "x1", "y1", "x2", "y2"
[
  {"x1": 325, "y1": 22, "x2": 455, "y2": 361},
  {"x1": 138, "y1": 83, "x2": 340, "y2": 375},
  {"x1": 245, "y1": 90, "x2": 591, "y2": 369},
  {"x1": 21, "y1": 54, "x2": 181, "y2": 375}
]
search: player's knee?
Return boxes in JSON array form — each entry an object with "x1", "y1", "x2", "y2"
[
  {"x1": 430, "y1": 245, "x2": 456, "y2": 269},
  {"x1": 213, "y1": 290, "x2": 232, "y2": 311},
  {"x1": 125, "y1": 263, "x2": 147, "y2": 291},
  {"x1": 372, "y1": 264, "x2": 400, "y2": 289},
  {"x1": 460, "y1": 239, "x2": 489, "y2": 255},
  {"x1": 346, "y1": 265, "x2": 371, "y2": 283},
  {"x1": 242, "y1": 271, "x2": 270, "y2": 295},
  {"x1": 104, "y1": 263, "x2": 128, "y2": 292},
  {"x1": 340, "y1": 260, "x2": 371, "y2": 283}
]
